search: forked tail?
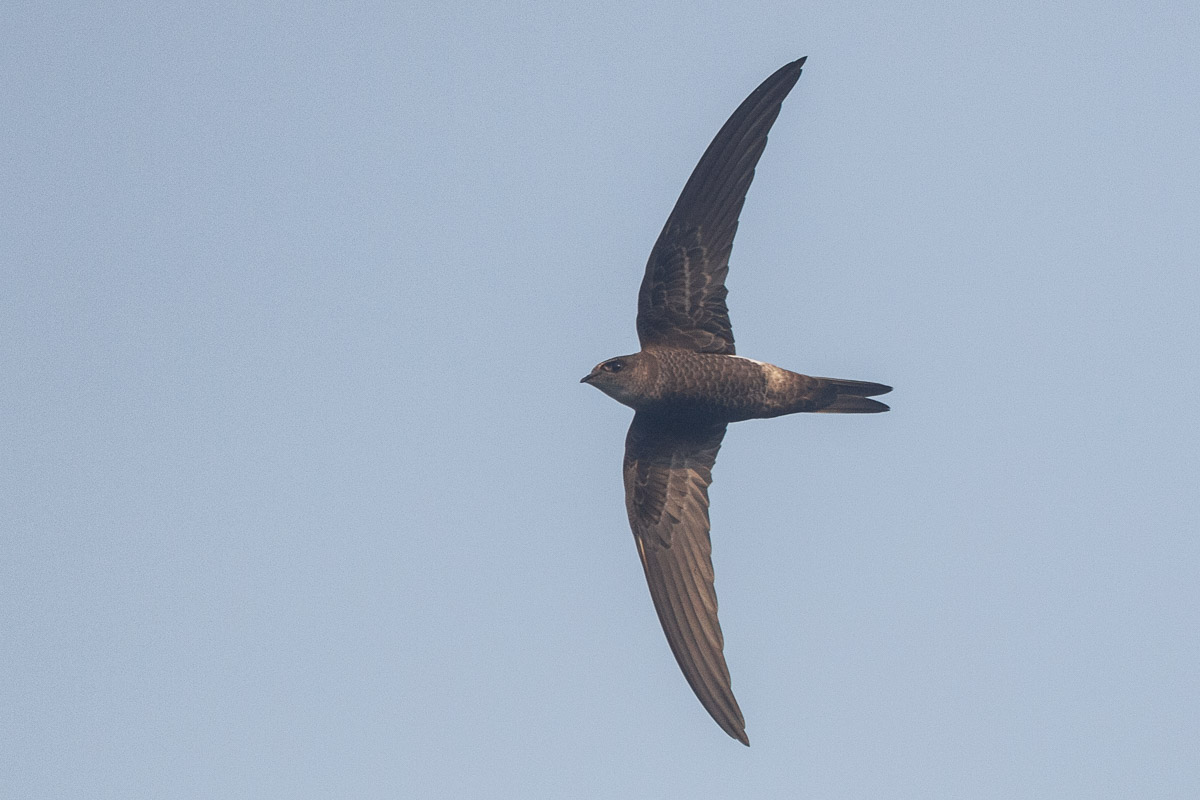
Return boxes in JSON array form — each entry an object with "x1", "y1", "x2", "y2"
[{"x1": 815, "y1": 378, "x2": 892, "y2": 413}]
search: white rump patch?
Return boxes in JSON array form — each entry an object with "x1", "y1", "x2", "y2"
[{"x1": 731, "y1": 355, "x2": 789, "y2": 395}]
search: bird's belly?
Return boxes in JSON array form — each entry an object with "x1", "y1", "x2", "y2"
[{"x1": 652, "y1": 354, "x2": 781, "y2": 421}]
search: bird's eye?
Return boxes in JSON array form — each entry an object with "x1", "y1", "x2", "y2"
[{"x1": 605, "y1": 360, "x2": 624, "y2": 373}]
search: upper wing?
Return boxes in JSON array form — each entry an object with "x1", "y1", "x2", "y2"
[
  {"x1": 636, "y1": 57, "x2": 807, "y2": 355},
  {"x1": 622, "y1": 412, "x2": 746, "y2": 744}
]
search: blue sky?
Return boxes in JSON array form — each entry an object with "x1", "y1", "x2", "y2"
[{"x1": 4, "y1": 2, "x2": 1198, "y2": 797}]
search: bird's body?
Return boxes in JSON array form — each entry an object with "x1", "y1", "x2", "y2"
[
  {"x1": 585, "y1": 348, "x2": 890, "y2": 421},
  {"x1": 581, "y1": 57, "x2": 891, "y2": 745}
]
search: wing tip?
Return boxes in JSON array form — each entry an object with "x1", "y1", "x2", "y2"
[{"x1": 780, "y1": 55, "x2": 807, "y2": 80}]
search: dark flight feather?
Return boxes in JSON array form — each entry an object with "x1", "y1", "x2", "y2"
[
  {"x1": 622, "y1": 413, "x2": 747, "y2": 743},
  {"x1": 636, "y1": 57, "x2": 807, "y2": 355}
]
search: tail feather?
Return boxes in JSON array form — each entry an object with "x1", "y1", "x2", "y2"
[{"x1": 816, "y1": 378, "x2": 892, "y2": 414}]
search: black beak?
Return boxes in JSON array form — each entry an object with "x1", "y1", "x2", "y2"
[{"x1": 580, "y1": 373, "x2": 594, "y2": 383}]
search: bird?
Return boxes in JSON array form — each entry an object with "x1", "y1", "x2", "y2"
[{"x1": 581, "y1": 57, "x2": 891, "y2": 745}]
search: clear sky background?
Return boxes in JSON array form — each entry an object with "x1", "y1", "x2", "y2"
[{"x1": 5, "y1": 2, "x2": 1199, "y2": 798}]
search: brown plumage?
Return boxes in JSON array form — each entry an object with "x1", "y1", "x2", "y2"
[{"x1": 581, "y1": 57, "x2": 891, "y2": 745}]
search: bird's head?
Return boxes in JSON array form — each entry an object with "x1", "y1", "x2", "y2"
[{"x1": 580, "y1": 353, "x2": 649, "y2": 408}]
